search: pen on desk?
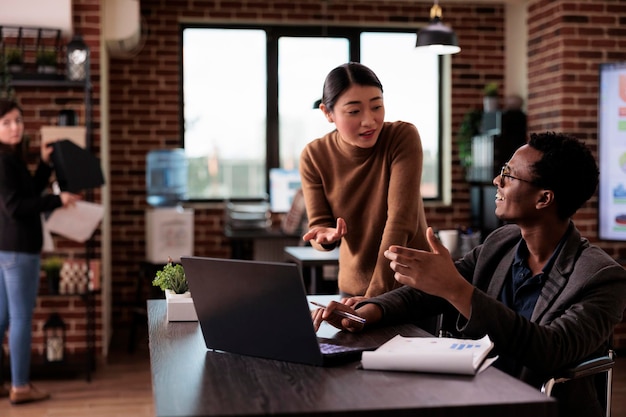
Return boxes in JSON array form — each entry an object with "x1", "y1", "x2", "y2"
[{"x1": 310, "y1": 301, "x2": 366, "y2": 324}]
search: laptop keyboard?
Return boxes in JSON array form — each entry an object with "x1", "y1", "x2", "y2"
[{"x1": 319, "y1": 342, "x2": 365, "y2": 356}]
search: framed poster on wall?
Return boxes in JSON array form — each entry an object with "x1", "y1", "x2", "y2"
[{"x1": 598, "y1": 62, "x2": 626, "y2": 240}]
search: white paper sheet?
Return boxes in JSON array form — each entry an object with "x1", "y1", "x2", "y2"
[
  {"x1": 41, "y1": 213, "x2": 55, "y2": 252},
  {"x1": 45, "y1": 200, "x2": 104, "y2": 243}
]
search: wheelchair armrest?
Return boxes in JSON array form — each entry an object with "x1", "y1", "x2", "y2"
[
  {"x1": 556, "y1": 355, "x2": 614, "y2": 380},
  {"x1": 541, "y1": 351, "x2": 615, "y2": 397}
]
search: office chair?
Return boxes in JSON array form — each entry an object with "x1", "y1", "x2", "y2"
[{"x1": 541, "y1": 350, "x2": 615, "y2": 417}]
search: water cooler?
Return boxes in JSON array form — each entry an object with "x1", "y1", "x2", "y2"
[{"x1": 145, "y1": 149, "x2": 194, "y2": 262}]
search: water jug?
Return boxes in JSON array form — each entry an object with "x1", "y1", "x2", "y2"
[{"x1": 146, "y1": 149, "x2": 188, "y2": 206}]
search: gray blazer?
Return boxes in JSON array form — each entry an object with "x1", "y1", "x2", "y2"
[{"x1": 368, "y1": 223, "x2": 626, "y2": 417}]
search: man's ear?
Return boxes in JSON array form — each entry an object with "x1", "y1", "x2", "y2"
[
  {"x1": 320, "y1": 103, "x2": 334, "y2": 123},
  {"x1": 536, "y1": 189, "x2": 555, "y2": 209}
]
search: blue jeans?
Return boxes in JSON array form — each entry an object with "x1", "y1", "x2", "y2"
[{"x1": 0, "y1": 251, "x2": 40, "y2": 387}]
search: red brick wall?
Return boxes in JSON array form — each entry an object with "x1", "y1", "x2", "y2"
[
  {"x1": 527, "y1": 0, "x2": 626, "y2": 244},
  {"x1": 527, "y1": 0, "x2": 626, "y2": 348}
]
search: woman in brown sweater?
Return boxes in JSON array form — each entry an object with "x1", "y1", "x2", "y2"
[{"x1": 300, "y1": 62, "x2": 429, "y2": 303}]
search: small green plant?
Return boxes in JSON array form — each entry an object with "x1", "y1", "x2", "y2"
[
  {"x1": 36, "y1": 49, "x2": 57, "y2": 67},
  {"x1": 0, "y1": 59, "x2": 15, "y2": 100},
  {"x1": 4, "y1": 48, "x2": 23, "y2": 67},
  {"x1": 42, "y1": 256, "x2": 64, "y2": 295},
  {"x1": 483, "y1": 82, "x2": 499, "y2": 97},
  {"x1": 42, "y1": 256, "x2": 64, "y2": 274},
  {"x1": 456, "y1": 109, "x2": 483, "y2": 167},
  {"x1": 152, "y1": 259, "x2": 188, "y2": 294}
]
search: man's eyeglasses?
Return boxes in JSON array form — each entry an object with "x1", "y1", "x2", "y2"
[{"x1": 498, "y1": 164, "x2": 536, "y2": 187}]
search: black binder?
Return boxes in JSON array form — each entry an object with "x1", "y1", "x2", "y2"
[{"x1": 51, "y1": 139, "x2": 105, "y2": 193}]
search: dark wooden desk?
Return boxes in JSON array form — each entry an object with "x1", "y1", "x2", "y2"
[
  {"x1": 284, "y1": 246, "x2": 339, "y2": 294},
  {"x1": 147, "y1": 299, "x2": 557, "y2": 417}
]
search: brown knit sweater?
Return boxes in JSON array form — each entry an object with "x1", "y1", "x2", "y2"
[{"x1": 299, "y1": 121, "x2": 429, "y2": 297}]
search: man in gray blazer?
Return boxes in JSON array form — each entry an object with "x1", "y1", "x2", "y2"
[{"x1": 313, "y1": 132, "x2": 626, "y2": 417}]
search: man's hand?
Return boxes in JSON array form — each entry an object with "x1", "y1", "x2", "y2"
[
  {"x1": 311, "y1": 300, "x2": 366, "y2": 332},
  {"x1": 384, "y1": 227, "x2": 474, "y2": 318}
]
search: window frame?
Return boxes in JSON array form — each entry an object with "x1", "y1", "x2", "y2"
[{"x1": 179, "y1": 23, "x2": 444, "y2": 202}]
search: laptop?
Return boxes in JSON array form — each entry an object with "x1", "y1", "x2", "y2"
[{"x1": 181, "y1": 256, "x2": 379, "y2": 366}]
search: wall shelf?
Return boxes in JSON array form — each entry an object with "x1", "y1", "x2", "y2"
[
  {"x1": 4, "y1": 59, "x2": 99, "y2": 381},
  {"x1": 8, "y1": 78, "x2": 84, "y2": 88}
]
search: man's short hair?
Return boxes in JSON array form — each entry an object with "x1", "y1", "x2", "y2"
[{"x1": 528, "y1": 132, "x2": 599, "y2": 220}]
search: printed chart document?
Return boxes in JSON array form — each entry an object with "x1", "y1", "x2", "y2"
[
  {"x1": 361, "y1": 334, "x2": 497, "y2": 375},
  {"x1": 45, "y1": 200, "x2": 104, "y2": 243}
]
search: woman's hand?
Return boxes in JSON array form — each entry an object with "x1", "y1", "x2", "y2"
[
  {"x1": 59, "y1": 191, "x2": 82, "y2": 208},
  {"x1": 302, "y1": 217, "x2": 347, "y2": 246}
]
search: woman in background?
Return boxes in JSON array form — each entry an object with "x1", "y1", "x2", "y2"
[
  {"x1": 0, "y1": 98, "x2": 80, "y2": 404},
  {"x1": 300, "y1": 62, "x2": 429, "y2": 303}
]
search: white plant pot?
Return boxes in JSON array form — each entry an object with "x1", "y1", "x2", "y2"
[
  {"x1": 165, "y1": 289, "x2": 197, "y2": 321},
  {"x1": 165, "y1": 289, "x2": 191, "y2": 299}
]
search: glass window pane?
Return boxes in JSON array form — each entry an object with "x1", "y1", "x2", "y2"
[
  {"x1": 183, "y1": 28, "x2": 267, "y2": 199},
  {"x1": 183, "y1": 27, "x2": 442, "y2": 202},
  {"x1": 361, "y1": 32, "x2": 440, "y2": 199},
  {"x1": 278, "y1": 37, "x2": 349, "y2": 170}
]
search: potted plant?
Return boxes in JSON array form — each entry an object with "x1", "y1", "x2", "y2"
[
  {"x1": 152, "y1": 258, "x2": 196, "y2": 321},
  {"x1": 36, "y1": 49, "x2": 57, "y2": 74},
  {"x1": 152, "y1": 258, "x2": 189, "y2": 296},
  {"x1": 483, "y1": 82, "x2": 499, "y2": 112},
  {"x1": 5, "y1": 48, "x2": 23, "y2": 73},
  {"x1": 42, "y1": 256, "x2": 64, "y2": 295},
  {"x1": 457, "y1": 108, "x2": 483, "y2": 169}
]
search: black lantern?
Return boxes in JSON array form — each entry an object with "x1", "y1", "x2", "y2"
[
  {"x1": 66, "y1": 35, "x2": 89, "y2": 81},
  {"x1": 43, "y1": 313, "x2": 66, "y2": 363}
]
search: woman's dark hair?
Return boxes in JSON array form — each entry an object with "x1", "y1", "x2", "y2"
[
  {"x1": 528, "y1": 131, "x2": 599, "y2": 220},
  {"x1": 321, "y1": 62, "x2": 383, "y2": 112},
  {"x1": 0, "y1": 99, "x2": 24, "y2": 156},
  {"x1": 0, "y1": 98, "x2": 22, "y2": 118}
]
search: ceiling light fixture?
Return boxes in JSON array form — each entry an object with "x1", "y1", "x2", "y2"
[{"x1": 415, "y1": 1, "x2": 460, "y2": 55}]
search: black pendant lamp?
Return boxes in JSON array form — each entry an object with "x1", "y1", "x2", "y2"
[{"x1": 415, "y1": 1, "x2": 460, "y2": 55}]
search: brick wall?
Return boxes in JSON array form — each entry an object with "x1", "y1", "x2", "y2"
[
  {"x1": 526, "y1": 0, "x2": 626, "y2": 348},
  {"x1": 527, "y1": 0, "x2": 626, "y2": 243}
]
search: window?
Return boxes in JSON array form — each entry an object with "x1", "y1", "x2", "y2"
[{"x1": 182, "y1": 25, "x2": 442, "y2": 202}]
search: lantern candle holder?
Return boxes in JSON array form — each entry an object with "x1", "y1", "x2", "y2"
[
  {"x1": 66, "y1": 34, "x2": 89, "y2": 81},
  {"x1": 43, "y1": 313, "x2": 66, "y2": 363}
]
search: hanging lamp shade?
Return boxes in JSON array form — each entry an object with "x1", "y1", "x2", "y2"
[{"x1": 415, "y1": 1, "x2": 460, "y2": 55}]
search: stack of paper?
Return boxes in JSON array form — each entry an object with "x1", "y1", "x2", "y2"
[
  {"x1": 45, "y1": 200, "x2": 104, "y2": 243},
  {"x1": 361, "y1": 334, "x2": 497, "y2": 375}
]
